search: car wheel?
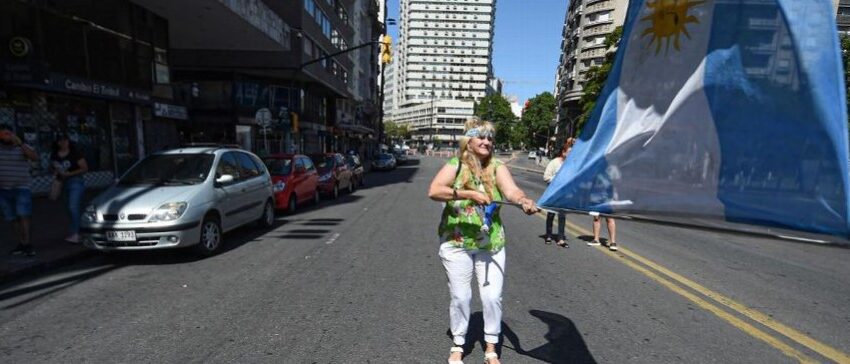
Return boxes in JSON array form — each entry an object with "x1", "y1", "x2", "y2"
[
  {"x1": 288, "y1": 195, "x2": 297, "y2": 214},
  {"x1": 258, "y1": 200, "x2": 274, "y2": 227},
  {"x1": 332, "y1": 184, "x2": 339, "y2": 199},
  {"x1": 195, "y1": 216, "x2": 222, "y2": 256},
  {"x1": 313, "y1": 190, "x2": 320, "y2": 204}
]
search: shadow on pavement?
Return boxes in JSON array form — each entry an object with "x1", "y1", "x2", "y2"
[
  {"x1": 450, "y1": 311, "x2": 596, "y2": 363},
  {"x1": 358, "y1": 164, "x2": 419, "y2": 190},
  {"x1": 502, "y1": 310, "x2": 597, "y2": 364},
  {"x1": 0, "y1": 264, "x2": 119, "y2": 310}
]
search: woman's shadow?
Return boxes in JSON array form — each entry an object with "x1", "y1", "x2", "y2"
[{"x1": 453, "y1": 310, "x2": 596, "y2": 364}]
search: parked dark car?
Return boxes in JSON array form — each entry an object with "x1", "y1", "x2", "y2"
[
  {"x1": 264, "y1": 154, "x2": 320, "y2": 213},
  {"x1": 372, "y1": 153, "x2": 397, "y2": 171},
  {"x1": 393, "y1": 151, "x2": 408, "y2": 165},
  {"x1": 345, "y1": 154, "x2": 365, "y2": 187},
  {"x1": 309, "y1": 153, "x2": 354, "y2": 199}
]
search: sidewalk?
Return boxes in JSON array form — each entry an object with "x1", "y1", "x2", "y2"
[{"x1": 0, "y1": 190, "x2": 102, "y2": 284}]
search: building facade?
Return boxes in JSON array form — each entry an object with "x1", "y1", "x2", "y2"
[
  {"x1": 1, "y1": 0, "x2": 182, "y2": 193},
  {"x1": 837, "y1": 0, "x2": 850, "y2": 34},
  {"x1": 390, "y1": 0, "x2": 497, "y2": 148},
  {"x1": 553, "y1": 0, "x2": 628, "y2": 136},
  {"x1": 169, "y1": 0, "x2": 382, "y2": 156}
]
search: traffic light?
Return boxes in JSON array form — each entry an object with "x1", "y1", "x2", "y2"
[
  {"x1": 380, "y1": 35, "x2": 392, "y2": 64},
  {"x1": 290, "y1": 112, "x2": 299, "y2": 133}
]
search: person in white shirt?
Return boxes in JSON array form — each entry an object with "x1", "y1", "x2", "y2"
[{"x1": 542, "y1": 138, "x2": 575, "y2": 247}]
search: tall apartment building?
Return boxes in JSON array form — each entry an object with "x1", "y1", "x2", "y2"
[
  {"x1": 554, "y1": 0, "x2": 628, "y2": 135},
  {"x1": 391, "y1": 0, "x2": 497, "y2": 148},
  {"x1": 837, "y1": 0, "x2": 850, "y2": 34}
]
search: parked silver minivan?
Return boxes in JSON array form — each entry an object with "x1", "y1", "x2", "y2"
[{"x1": 80, "y1": 146, "x2": 275, "y2": 255}]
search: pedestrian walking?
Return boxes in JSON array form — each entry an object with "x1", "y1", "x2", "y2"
[
  {"x1": 51, "y1": 133, "x2": 88, "y2": 244},
  {"x1": 428, "y1": 118, "x2": 538, "y2": 364},
  {"x1": 542, "y1": 138, "x2": 575, "y2": 248},
  {"x1": 590, "y1": 215, "x2": 618, "y2": 251},
  {"x1": 0, "y1": 124, "x2": 39, "y2": 256}
]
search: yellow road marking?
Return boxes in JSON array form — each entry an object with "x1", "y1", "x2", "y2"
[{"x1": 532, "y1": 212, "x2": 849, "y2": 363}]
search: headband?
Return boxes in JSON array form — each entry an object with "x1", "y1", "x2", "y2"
[{"x1": 465, "y1": 127, "x2": 494, "y2": 138}]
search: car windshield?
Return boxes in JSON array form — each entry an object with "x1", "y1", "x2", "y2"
[
  {"x1": 312, "y1": 155, "x2": 335, "y2": 172},
  {"x1": 120, "y1": 154, "x2": 214, "y2": 186},
  {"x1": 264, "y1": 158, "x2": 292, "y2": 176},
  {"x1": 379, "y1": 154, "x2": 394, "y2": 160}
]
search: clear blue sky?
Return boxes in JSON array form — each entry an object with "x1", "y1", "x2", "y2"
[{"x1": 387, "y1": 0, "x2": 568, "y2": 104}]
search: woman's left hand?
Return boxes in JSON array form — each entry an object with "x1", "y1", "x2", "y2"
[{"x1": 519, "y1": 198, "x2": 539, "y2": 215}]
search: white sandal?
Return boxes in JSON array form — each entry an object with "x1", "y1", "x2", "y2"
[
  {"x1": 448, "y1": 346, "x2": 464, "y2": 364},
  {"x1": 484, "y1": 351, "x2": 499, "y2": 363}
]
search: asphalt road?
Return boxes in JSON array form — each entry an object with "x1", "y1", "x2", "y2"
[{"x1": 0, "y1": 156, "x2": 848, "y2": 363}]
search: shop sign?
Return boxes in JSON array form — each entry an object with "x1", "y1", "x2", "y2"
[
  {"x1": 154, "y1": 102, "x2": 188, "y2": 120},
  {"x1": 52, "y1": 75, "x2": 152, "y2": 104}
]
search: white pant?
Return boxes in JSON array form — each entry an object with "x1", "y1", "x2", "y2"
[{"x1": 439, "y1": 242, "x2": 506, "y2": 345}]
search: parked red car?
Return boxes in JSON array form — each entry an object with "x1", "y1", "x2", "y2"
[
  {"x1": 263, "y1": 154, "x2": 320, "y2": 213},
  {"x1": 309, "y1": 153, "x2": 354, "y2": 199}
]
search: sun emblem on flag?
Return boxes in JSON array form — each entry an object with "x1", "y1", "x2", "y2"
[{"x1": 640, "y1": 0, "x2": 704, "y2": 54}]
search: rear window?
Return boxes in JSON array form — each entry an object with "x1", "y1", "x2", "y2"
[
  {"x1": 264, "y1": 158, "x2": 293, "y2": 176},
  {"x1": 311, "y1": 155, "x2": 335, "y2": 172}
]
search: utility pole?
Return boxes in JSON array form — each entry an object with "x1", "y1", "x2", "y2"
[{"x1": 378, "y1": 0, "x2": 389, "y2": 156}]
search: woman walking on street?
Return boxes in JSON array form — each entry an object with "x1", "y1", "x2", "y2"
[
  {"x1": 542, "y1": 138, "x2": 575, "y2": 248},
  {"x1": 428, "y1": 118, "x2": 538, "y2": 364},
  {"x1": 51, "y1": 133, "x2": 88, "y2": 244}
]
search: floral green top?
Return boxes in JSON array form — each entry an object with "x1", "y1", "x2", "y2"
[{"x1": 438, "y1": 157, "x2": 506, "y2": 252}]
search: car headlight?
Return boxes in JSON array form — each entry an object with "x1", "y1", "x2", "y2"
[
  {"x1": 273, "y1": 181, "x2": 286, "y2": 192},
  {"x1": 82, "y1": 205, "x2": 98, "y2": 222},
  {"x1": 318, "y1": 173, "x2": 332, "y2": 182},
  {"x1": 148, "y1": 202, "x2": 188, "y2": 222}
]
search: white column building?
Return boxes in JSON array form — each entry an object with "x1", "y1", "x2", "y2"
[{"x1": 390, "y1": 0, "x2": 497, "y2": 148}]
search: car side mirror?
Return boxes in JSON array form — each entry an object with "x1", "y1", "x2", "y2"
[{"x1": 215, "y1": 174, "x2": 235, "y2": 186}]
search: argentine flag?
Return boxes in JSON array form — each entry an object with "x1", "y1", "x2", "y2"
[{"x1": 539, "y1": 0, "x2": 850, "y2": 240}]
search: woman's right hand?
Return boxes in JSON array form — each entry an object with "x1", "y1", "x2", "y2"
[{"x1": 465, "y1": 190, "x2": 492, "y2": 205}]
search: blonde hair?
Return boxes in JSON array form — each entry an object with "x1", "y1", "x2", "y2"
[{"x1": 457, "y1": 118, "x2": 497, "y2": 197}]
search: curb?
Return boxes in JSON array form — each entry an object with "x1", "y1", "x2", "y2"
[{"x1": 0, "y1": 248, "x2": 95, "y2": 285}]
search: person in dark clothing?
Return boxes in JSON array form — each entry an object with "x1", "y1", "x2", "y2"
[{"x1": 51, "y1": 133, "x2": 88, "y2": 244}]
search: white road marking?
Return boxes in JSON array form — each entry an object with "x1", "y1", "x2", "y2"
[{"x1": 325, "y1": 233, "x2": 341, "y2": 245}]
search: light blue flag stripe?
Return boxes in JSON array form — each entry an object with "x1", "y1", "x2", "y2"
[{"x1": 538, "y1": 0, "x2": 850, "y2": 239}]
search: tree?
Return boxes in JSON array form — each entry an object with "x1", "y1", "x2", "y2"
[
  {"x1": 521, "y1": 92, "x2": 557, "y2": 148},
  {"x1": 473, "y1": 94, "x2": 516, "y2": 147},
  {"x1": 576, "y1": 26, "x2": 623, "y2": 135},
  {"x1": 383, "y1": 121, "x2": 409, "y2": 143}
]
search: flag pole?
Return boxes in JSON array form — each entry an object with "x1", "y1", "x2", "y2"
[{"x1": 491, "y1": 201, "x2": 848, "y2": 246}]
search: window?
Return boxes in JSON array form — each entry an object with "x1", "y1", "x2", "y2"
[
  {"x1": 217, "y1": 153, "x2": 242, "y2": 182},
  {"x1": 236, "y1": 152, "x2": 261, "y2": 179},
  {"x1": 302, "y1": 157, "x2": 316, "y2": 171}
]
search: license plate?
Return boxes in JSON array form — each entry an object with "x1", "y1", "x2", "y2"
[{"x1": 106, "y1": 231, "x2": 136, "y2": 242}]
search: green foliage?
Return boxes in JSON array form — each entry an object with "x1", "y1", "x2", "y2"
[
  {"x1": 383, "y1": 121, "x2": 410, "y2": 142},
  {"x1": 576, "y1": 26, "x2": 623, "y2": 135},
  {"x1": 474, "y1": 94, "x2": 517, "y2": 147},
  {"x1": 521, "y1": 92, "x2": 556, "y2": 148}
]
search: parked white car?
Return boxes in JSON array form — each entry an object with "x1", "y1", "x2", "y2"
[
  {"x1": 528, "y1": 151, "x2": 537, "y2": 159},
  {"x1": 80, "y1": 146, "x2": 274, "y2": 255}
]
